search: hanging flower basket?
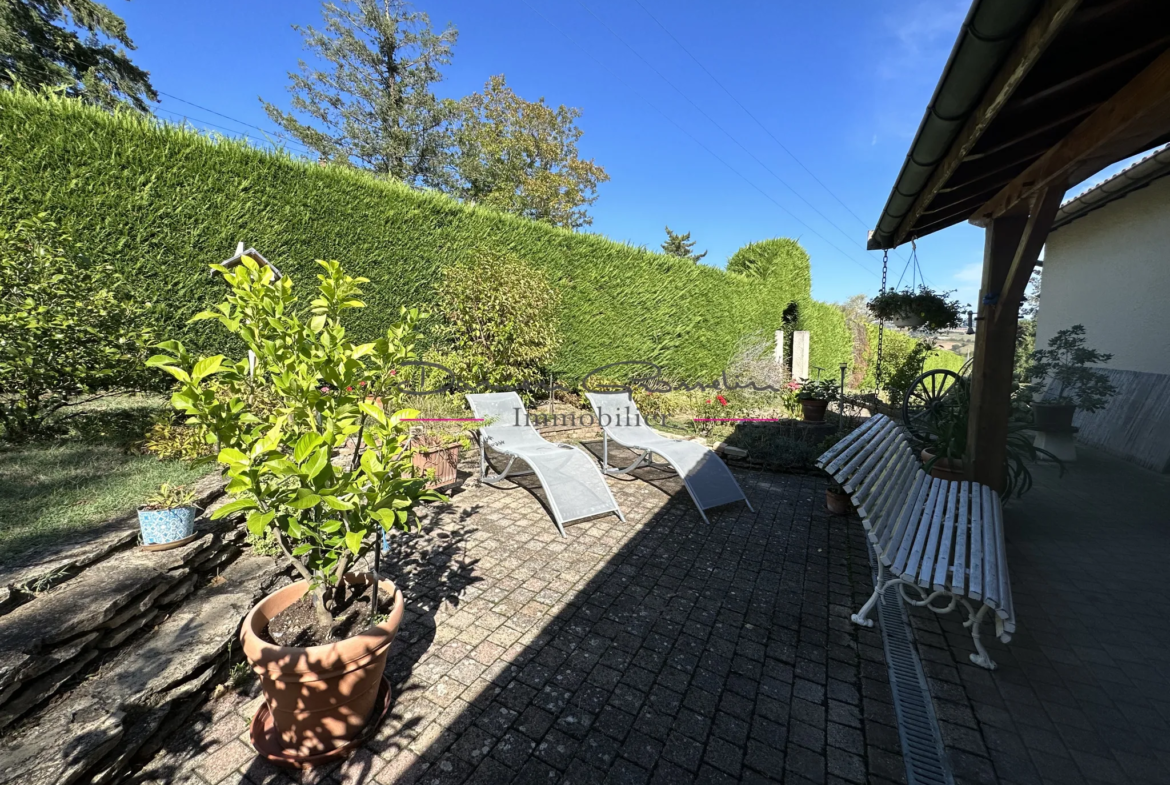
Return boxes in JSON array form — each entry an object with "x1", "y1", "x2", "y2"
[{"x1": 868, "y1": 286, "x2": 961, "y2": 332}]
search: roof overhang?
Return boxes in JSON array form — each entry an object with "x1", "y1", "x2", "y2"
[{"x1": 869, "y1": 0, "x2": 1170, "y2": 250}]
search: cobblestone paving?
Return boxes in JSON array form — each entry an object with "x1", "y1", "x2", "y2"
[
  {"x1": 906, "y1": 449, "x2": 1170, "y2": 785},
  {"x1": 133, "y1": 449, "x2": 906, "y2": 784}
]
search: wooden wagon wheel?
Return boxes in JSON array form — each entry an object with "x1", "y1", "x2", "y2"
[{"x1": 902, "y1": 369, "x2": 962, "y2": 440}]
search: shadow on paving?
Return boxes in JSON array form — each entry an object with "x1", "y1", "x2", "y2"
[
  {"x1": 373, "y1": 453, "x2": 908, "y2": 785},
  {"x1": 905, "y1": 447, "x2": 1170, "y2": 785}
]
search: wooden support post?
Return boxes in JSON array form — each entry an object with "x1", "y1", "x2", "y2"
[{"x1": 966, "y1": 188, "x2": 1062, "y2": 490}]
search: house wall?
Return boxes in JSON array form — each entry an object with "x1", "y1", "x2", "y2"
[
  {"x1": 1040, "y1": 174, "x2": 1170, "y2": 471},
  {"x1": 1040, "y1": 174, "x2": 1170, "y2": 375}
]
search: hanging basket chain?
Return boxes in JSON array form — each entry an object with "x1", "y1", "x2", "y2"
[{"x1": 875, "y1": 250, "x2": 888, "y2": 390}]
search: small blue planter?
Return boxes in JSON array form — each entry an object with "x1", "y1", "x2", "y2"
[{"x1": 138, "y1": 506, "x2": 197, "y2": 547}]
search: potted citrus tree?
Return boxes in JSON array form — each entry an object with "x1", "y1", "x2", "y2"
[
  {"x1": 796, "y1": 379, "x2": 839, "y2": 422},
  {"x1": 1028, "y1": 324, "x2": 1116, "y2": 431},
  {"x1": 138, "y1": 482, "x2": 198, "y2": 550},
  {"x1": 868, "y1": 285, "x2": 962, "y2": 331},
  {"x1": 149, "y1": 256, "x2": 442, "y2": 764}
]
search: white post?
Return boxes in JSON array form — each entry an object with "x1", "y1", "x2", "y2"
[
  {"x1": 792, "y1": 331, "x2": 810, "y2": 380},
  {"x1": 773, "y1": 330, "x2": 785, "y2": 366}
]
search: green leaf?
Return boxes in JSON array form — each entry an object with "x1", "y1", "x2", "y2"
[
  {"x1": 218, "y1": 447, "x2": 248, "y2": 466},
  {"x1": 303, "y1": 447, "x2": 329, "y2": 480},
  {"x1": 320, "y1": 520, "x2": 343, "y2": 533},
  {"x1": 294, "y1": 432, "x2": 323, "y2": 463},
  {"x1": 358, "y1": 401, "x2": 386, "y2": 425},
  {"x1": 322, "y1": 495, "x2": 354, "y2": 510},
  {"x1": 192, "y1": 355, "x2": 225, "y2": 382},
  {"x1": 246, "y1": 509, "x2": 275, "y2": 536},
  {"x1": 286, "y1": 491, "x2": 321, "y2": 509},
  {"x1": 344, "y1": 530, "x2": 365, "y2": 555},
  {"x1": 160, "y1": 365, "x2": 191, "y2": 383},
  {"x1": 291, "y1": 544, "x2": 313, "y2": 556},
  {"x1": 211, "y1": 497, "x2": 258, "y2": 520}
]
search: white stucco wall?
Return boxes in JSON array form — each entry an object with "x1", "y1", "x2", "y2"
[{"x1": 1039, "y1": 174, "x2": 1170, "y2": 375}]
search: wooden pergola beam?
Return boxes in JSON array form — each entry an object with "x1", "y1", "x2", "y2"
[
  {"x1": 974, "y1": 45, "x2": 1170, "y2": 222},
  {"x1": 885, "y1": 0, "x2": 1081, "y2": 249}
]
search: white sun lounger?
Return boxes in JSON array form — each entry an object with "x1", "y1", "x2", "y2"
[
  {"x1": 583, "y1": 391, "x2": 752, "y2": 524},
  {"x1": 466, "y1": 393, "x2": 625, "y2": 536}
]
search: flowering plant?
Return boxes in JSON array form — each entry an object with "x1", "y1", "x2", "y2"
[{"x1": 796, "y1": 379, "x2": 840, "y2": 402}]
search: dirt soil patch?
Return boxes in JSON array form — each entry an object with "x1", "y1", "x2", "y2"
[{"x1": 261, "y1": 583, "x2": 393, "y2": 648}]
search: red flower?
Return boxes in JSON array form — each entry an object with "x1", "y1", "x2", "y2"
[
  {"x1": 359, "y1": 380, "x2": 367, "y2": 387},
  {"x1": 706, "y1": 399, "x2": 712, "y2": 404},
  {"x1": 717, "y1": 395, "x2": 728, "y2": 406},
  {"x1": 346, "y1": 386, "x2": 353, "y2": 392}
]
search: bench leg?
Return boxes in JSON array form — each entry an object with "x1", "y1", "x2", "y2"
[
  {"x1": 960, "y1": 600, "x2": 997, "y2": 670},
  {"x1": 852, "y1": 560, "x2": 892, "y2": 627}
]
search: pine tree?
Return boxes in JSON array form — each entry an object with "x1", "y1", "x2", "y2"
[
  {"x1": 261, "y1": 0, "x2": 458, "y2": 189},
  {"x1": 661, "y1": 226, "x2": 707, "y2": 262},
  {"x1": 0, "y1": 0, "x2": 157, "y2": 111}
]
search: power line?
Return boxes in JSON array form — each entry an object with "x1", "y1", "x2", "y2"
[
  {"x1": 153, "y1": 106, "x2": 312, "y2": 154},
  {"x1": 156, "y1": 91, "x2": 314, "y2": 154},
  {"x1": 630, "y1": 0, "x2": 875, "y2": 233},
  {"x1": 518, "y1": 0, "x2": 876, "y2": 278},
  {"x1": 576, "y1": 0, "x2": 878, "y2": 269}
]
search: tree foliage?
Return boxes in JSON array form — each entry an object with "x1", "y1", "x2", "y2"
[
  {"x1": 262, "y1": 0, "x2": 457, "y2": 188},
  {"x1": 0, "y1": 214, "x2": 153, "y2": 439},
  {"x1": 430, "y1": 251, "x2": 561, "y2": 392},
  {"x1": 454, "y1": 74, "x2": 608, "y2": 228},
  {"x1": 661, "y1": 226, "x2": 706, "y2": 262},
  {"x1": 0, "y1": 0, "x2": 156, "y2": 111},
  {"x1": 1028, "y1": 324, "x2": 1116, "y2": 412},
  {"x1": 151, "y1": 257, "x2": 442, "y2": 626}
]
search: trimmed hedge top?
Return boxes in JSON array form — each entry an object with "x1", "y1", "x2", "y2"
[{"x1": 1, "y1": 91, "x2": 865, "y2": 382}]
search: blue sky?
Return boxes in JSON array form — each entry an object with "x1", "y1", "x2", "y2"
[{"x1": 115, "y1": 0, "x2": 1126, "y2": 309}]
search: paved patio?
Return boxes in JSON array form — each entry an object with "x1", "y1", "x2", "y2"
[
  {"x1": 134, "y1": 446, "x2": 908, "y2": 784},
  {"x1": 908, "y1": 447, "x2": 1170, "y2": 785}
]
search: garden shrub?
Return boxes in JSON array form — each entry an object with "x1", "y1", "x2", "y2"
[
  {"x1": 429, "y1": 251, "x2": 560, "y2": 393},
  {"x1": 0, "y1": 214, "x2": 154, "y2": 439}
]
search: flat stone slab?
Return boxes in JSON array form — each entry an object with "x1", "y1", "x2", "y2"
[{"x1": 0, "y1": 555, "x2": 281, "y2": 785}]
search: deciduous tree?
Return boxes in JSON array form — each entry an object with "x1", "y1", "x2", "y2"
[
  {"x1": 262, "y1": 0, "x2": 457, "y2": 189},
  {"x1": 0, "y1": 0, "x2": 156, "y2": 111},
  {"x1": 454, "y1": 75, "x2": 608, "y2": 229}
]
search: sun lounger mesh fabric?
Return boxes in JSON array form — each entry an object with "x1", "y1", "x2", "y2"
[
  {"x1": 585, "y1": 391, "x2": 747, "y2": 511},
  {"x1": 467, "y1": 393, "x2": 621, "y2": 524}
]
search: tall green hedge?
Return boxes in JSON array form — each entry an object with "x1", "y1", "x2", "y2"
[{"x1": 0, "y1": 91, "x2": 857, "y2": 383}]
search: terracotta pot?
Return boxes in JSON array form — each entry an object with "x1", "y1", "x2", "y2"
[
  {"x1": 801, "y1": 399, "x2": 829, "y2": 422},
  {"x1": 826, "y1": 488, "x2": 852, "y2": 516},
  {"x1": 412, "y1": 441, "x2": 460, "y2": 489},
  {"x1": 1032, "y1": 401, "x2": 1075, "y2": 431},
  {"x1": 240, "y1": 575, "x2": 404, "y2": 757},
  {"x1": 920, "y1": 449, "x2": 965, "y2": 482}
]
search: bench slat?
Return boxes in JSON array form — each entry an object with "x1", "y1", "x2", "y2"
[
  {"x1": 919, "y1": 479, "x2": 953, "y2": 588},
  {"x1": 896, "y1": 477, "x2": 940, "y2": 576},
  {"x1": 905, "y1": 478, "x2": 944, "y2": 582},
  {"x1": 880, "y1": 470, "x2": 929, "y2": 566},
  {"x1": 864, "y1": 452, "x2": 916, "y2": 545},
  {"x1": 930, "y1": 481, "x2": 959, "y2": 591},
  {"x1": 856, "y1": 442, "x2": 913, "y2": 520},
  {"x1": 845, "y1": 426, "x2": 902, "y2": 494},
  {"x1": 871, "y1": 463, "x2": 920, "y2": 548},
  {"x1": 981, "y1": 485, "x2": 1001, "y2": 609},
  {"x1": 969, "y1": 486, "x2": 984, "y2": 601},
  {"x1": 819, "y1": 415, "x2": 885, "y2": 473},
  {"x1": 953, "y1": 483, "x2": 969, "y2": 595},
  {"x1": 990, "y1": 495, "x2": 1015, "y2": 634},
  {"x1": 837, "y1": 419, "x2": 898, "y2": 487}
]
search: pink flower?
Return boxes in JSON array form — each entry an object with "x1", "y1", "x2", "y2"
[
  {"x1": 359, "y1": 380, "x2": 367, "y2": 387},
  {"x1": 320, "y1": 386, "x2": 331, "y2": 393},
  {"x1": 346, "y1": 386, "x2": 353, "y2": 392},
  {"x1": 390, "y1": 369, "x2": 398, "y2": 376}
]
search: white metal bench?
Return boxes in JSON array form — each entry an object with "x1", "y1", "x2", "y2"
[{"x1": 816, "y1": 414, "x2": 1015, "y2": 670}]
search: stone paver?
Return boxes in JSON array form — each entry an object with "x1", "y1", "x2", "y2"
[
  {"x1": 906, "y1": 447, "x2": 1170, "y2": 785},
  {"x1": 139, "y1": 445, "x2": 904, "y2": 783}
]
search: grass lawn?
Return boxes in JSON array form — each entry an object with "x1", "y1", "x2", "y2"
[{"x1": 0, "y1": 394, "x2": 213, "y2": 560}]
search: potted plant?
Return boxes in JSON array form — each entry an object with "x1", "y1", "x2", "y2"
[
  {"x1": 826, "y1": 481, "x2": 852, "y2": 515},
  {"x1": 138, "y1": 482, "x2": 198, "y2": 550},
  {"x1": 796, "y1": 379, "x2": 839, "y2": 422},
  {"x1": 1027, "y1": 324, "x2": 1116, "y2": 431},
  {"x1": 149, "y1": 256, "x2": 443, "y2": 764},
  {"x1": 915, "y1": 378, "x2": 1062, "y2": 498},
  {"x1": 868, "y1": 286, "x2": 962, "y2": 332},
  {"x1": 411, "y1": 423, "x2": 472, "y2": 490}
]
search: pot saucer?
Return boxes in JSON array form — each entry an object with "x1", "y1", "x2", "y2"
[
  {"x1": 139, "y1": 533, "x2": 200, "y2": 552},
  {"x1": 248, "y1": 673, "x2": 393, "y2": 769}
]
